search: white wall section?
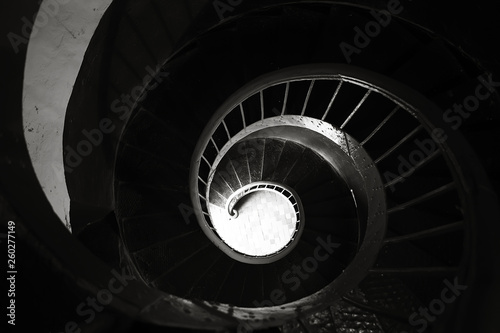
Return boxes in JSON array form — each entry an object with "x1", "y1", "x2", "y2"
[{"x1": 22, "y1": 0, "x2": 113, "y2": 231}]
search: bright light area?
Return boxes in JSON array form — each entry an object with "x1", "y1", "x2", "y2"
[{"x1": 210, "y1": 190, "x2": 297, "y2": 256}]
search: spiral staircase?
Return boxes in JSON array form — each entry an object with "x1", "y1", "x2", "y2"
[
  {"x1": 3, "y1": 1, "x2": 500, "y2": 332},
  {"x1": 113, "y1": 62, "x2": 472, "y2": 332}
]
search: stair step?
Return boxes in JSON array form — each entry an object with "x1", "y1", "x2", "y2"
[
  {"x1": 302, "y1": 228, "x2": 355, "y2": 268},
  {"x1": 280, "y1": 148, "x2": 326, "y2": 188},
  {"x1": 299, "y1": 180, "x2": 350, "y2": 205},
  {"x1": 261, "y1": 138, "x2": 286, "y2": 181},
  {"x1": 306, "y1": 216, "x2": 359, "y2": 245},
  {"x1": 121, "y1": 109, "x2": 193, "y2": 163},
  {"x1": 248, "y1": 138, "x2": 266, "y2": 182},
  {"x1": 271, "y1": 141, "x2": 306, "y2": 183},
  {"x1": 132, "y1": 229, "x2": 210, "y2": 284},
  {"x1": 121, "y1": 212, "x2": 197, "y2": 252},
  {"x1": 216, "y1": 263, "x2": 259, "y2": 306},
  {"x1": 77, "y1": 211, "x2": 121, "y2": 269},
  {"x1": 296, "y1": 238, "x2": 344, "y2": 282},
  {"x1": 225, "y1": 140, "x2": 253, "y2": 186},
  {"x1": 304, "y1": 199, "x2": 356, "y2": 219},
  {"x1": 329, "y1": 294, "x2": 384, "y2": 332},
  {"x1": 357, "y1": 275, "x2": 424, "y2": 332},
  {"x1": 273, "y1": 251, "x2": 310, "y2": 301},
  {"x1": 293, "y1": 163, "x2": 336, "y2": 195},
  {"x1": 187, "y1": 254, "x2": 234, "y2": 301},
  {"x1": 154, "y1": 244, "x2": 222, "y2": 298},
  {"x1": 292, "y1": 241, "x2": 329, "y2": 293}
]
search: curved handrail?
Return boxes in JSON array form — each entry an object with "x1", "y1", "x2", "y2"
[{"x1": 225, "y1": 181, "x2": 301, "y2": 221}]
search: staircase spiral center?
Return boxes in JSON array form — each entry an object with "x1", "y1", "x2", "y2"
[
  {"x1": 208, "y1": 182, "x2": 303, "y2": 256},
  {"x1": 190, "y1": 67, "x2": 388, "y2": 265}
]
